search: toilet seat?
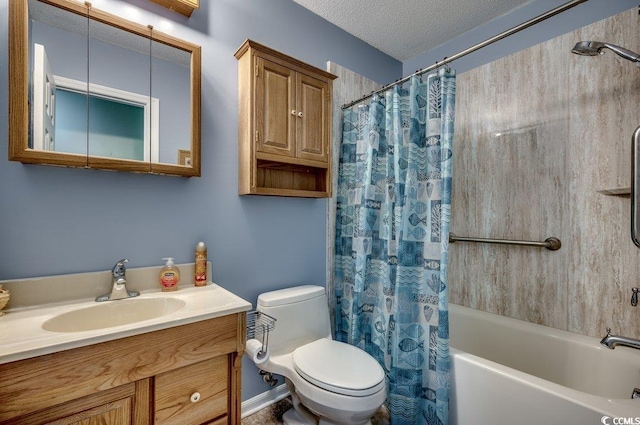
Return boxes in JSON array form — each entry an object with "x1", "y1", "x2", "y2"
[{"x1": 292, "y1": 338, "x2": 385, "y2": 397}]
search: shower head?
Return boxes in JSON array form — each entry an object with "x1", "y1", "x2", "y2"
[
  {"x1": 571, "y1": 41, "x2": 605, "y2": 56},
  {"x1": 572, "y1": 41, "x2": 640, "y2": 65}
]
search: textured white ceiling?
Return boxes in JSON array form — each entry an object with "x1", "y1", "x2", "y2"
[{"x1": 291, "y1": 0, "x2": 534, "y2": 61}]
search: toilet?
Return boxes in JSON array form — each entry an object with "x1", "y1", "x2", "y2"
[{"x1": 253, "y1": 285, "x2": 386, "y2": 425}]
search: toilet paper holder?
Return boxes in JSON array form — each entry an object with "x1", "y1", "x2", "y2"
[{"x1": 246, "y1": 311, "x2": 276, "y2": 357}]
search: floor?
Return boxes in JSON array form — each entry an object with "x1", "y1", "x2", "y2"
[{"x1": 241, "y1": 397, "x2": 390, "y2": 425}]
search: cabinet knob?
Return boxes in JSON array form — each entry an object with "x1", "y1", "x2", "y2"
[
  {"x1": 190, "y1": 392, "x2": 201, "y2": 403},
  {"x1": 291, "y1": 110, "x2": 297, "y2": 115},
  {"x1": 297, "y1": 111, "x2": 303, "y2": 117}
]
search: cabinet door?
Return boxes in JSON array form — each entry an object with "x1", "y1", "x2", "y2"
[
  {"x1": 255, "y1": 57, "x2": 296, "y2": 158},
  {"x1": 296, "y1": 73, "x2": 329, "y2": 163},
  {"x1": 10, "y1": 382, "x2": 144, "y2": 425},
  {"x1": 45, "y1": 398, "x2": 132, "y2": 425}
]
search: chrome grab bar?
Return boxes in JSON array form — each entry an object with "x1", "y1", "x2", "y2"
[
  {"x1": 632, "y1": 126, "x2": 640, "y2": 247},
  {"x1": 449, "y1": 233, "x2": 561, "y2": 251}
]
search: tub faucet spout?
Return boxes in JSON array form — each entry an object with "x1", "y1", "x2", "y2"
[{"x1": 601, "y1": 327, "x2": 640, "y2": 350}]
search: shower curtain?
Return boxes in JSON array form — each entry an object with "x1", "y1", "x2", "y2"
[{"x1": 334, "y1": 69, "x2": 456, "y2": 425}]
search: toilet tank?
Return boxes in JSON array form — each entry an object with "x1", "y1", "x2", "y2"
[{"x1": 256, "y1": 285, "x2": 331, "y2": 356}]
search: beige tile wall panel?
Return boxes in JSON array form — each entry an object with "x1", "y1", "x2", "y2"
[
  {"x1": 451, "y1": 33, "x2": 570, "y2": 329},
  {"x1": 450, "y1": 7, "x2": 640, "y2": 338},
  {"x1": 567, "y1": 9, "x2": 640, "y2": 338}
]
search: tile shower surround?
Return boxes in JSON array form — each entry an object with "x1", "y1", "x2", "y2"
[
  {"x1": 449, "y1": 7, "x2": 640, "y2": 339},
  {"x1": 327, "y1": 7, "x2": 640, "y2": 341}
]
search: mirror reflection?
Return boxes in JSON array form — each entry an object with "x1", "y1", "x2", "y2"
[
  {"x1": 151, "y1": 39, "x2": 192, "y2": 166},
  {"x1": 88, "y1": 16, "x2": 152, "y2": 163},
  {"x1": 29, "y1": 0, "x2": 88, "y2": 157}
]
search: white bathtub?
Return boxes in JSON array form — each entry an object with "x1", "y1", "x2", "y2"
[{"x1": 449, "y1": 304, "x2": 640, "y2": 425}]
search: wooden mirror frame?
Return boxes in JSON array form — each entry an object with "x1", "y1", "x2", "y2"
[{"x1": 8, "y1": 0, "x2": 202, "y2": 177}]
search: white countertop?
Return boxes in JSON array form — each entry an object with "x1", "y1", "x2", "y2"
[{"x1": 0, "y1": 283, "x2": 252, "y2": 365}]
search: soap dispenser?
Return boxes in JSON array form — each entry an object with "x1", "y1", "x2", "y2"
[{"x1": 159, "y1": 258, "x2": 180, "y2": 292}]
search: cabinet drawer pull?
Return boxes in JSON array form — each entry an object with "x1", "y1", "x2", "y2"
[
  {"x1": 297, "y1": 111, "x2": 303, "y2": 117},
  {"x1": 190, "y1": 392, "x2": 201, "y2": 403},
  {"x1": 291, "y1": 110, "x2": 297, "y2": 115}
]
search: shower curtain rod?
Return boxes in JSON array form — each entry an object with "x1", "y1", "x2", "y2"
[{"x1": 341, "y1": 0, "x2": 588, "y2": 110}]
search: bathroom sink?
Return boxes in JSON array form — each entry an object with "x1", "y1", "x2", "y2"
[{"x1": 42, "y1": 298, "x2": 187, "y2": 333}]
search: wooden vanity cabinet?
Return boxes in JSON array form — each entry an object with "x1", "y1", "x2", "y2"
[
  {"x1": 235, "y1": 39, "x2": 337, "y2": 198},
  {"x1": 0, "y1": 313, "x2": 246, "y2": 425}
]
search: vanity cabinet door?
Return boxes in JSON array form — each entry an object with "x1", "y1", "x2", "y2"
[
  {"x1": 9, "y1": 381, "x2": 148, "y2": 425},
  {"x1": 44, "y1": 398, "x2": 132, "y2": 425},
  {"x1": 155, "y1": 356, "x2": 230, "y2": 425}
]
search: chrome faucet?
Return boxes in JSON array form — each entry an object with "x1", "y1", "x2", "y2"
[
  {"x1": 95, "y1": 259, "x2": 140, "y2": 302},
  {"x1": 600, "y1": 327, "x2": 640, "y2": 350}
]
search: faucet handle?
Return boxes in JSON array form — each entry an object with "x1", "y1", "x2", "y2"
[
  {"x1": 112, "y1": 259, "x2": 129, "y2": 278},
  {"x1": 606, "y1": 327, "x2": 612, "y2": 335},
  {"x1": 632, "y1": 288, "x2": 639, "y2": 307}
]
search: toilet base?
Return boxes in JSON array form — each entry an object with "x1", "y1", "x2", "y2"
[
  {"x1": 282, "y1": 408, "x2": 372, "y2": 425},
  {"x1": 283, "y1": 379, "x2": 318, "y2": 425},
  {"x1": 319, "y1": 418, "x2": 372, "y2": 425},
  {"x1": 284, "y1": 377, "x2": 378, "y2": 425},
  {"x1": 282, "y1": 408, "x2": 315, "y2": 425}
]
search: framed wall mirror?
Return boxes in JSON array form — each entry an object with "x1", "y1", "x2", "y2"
[{"x1": 9, "y1": 0, "x2": 202, "y2": 177}]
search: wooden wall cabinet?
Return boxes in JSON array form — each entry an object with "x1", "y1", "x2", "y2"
[
  {"x1": 0, "y1": 313, "x2": 245, "y2": 425},
  {"x1": 235, "y1": 40, "x2": 337, "y2": 198}
]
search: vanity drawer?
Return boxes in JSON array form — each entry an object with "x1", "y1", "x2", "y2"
[{"x1": 155, "y1": 356, "x2": 229, "y2": 424}]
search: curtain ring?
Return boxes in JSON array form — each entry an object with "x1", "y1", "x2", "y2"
[
  {"x1": 436, "y1": 57, "x2": 449, "y2": 74},
  {"x1": 440, "y1": 57, "x2": 452, "y2": 73}
]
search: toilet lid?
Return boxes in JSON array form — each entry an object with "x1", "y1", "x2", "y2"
[{"x1": 292, "y1": 338, "x2": 385, "y2": 397}]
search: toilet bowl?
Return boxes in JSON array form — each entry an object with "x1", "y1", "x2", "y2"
[{"x1": 252, "y1": 285, "x2": 386, "y2": 425}]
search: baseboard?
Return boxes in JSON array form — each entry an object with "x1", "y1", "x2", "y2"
[{"x1": 241, "y1": 383, "x2": 290, "y2": 418}]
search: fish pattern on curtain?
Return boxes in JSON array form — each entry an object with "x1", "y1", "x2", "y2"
[{"x1": 334, "y1": 69, "x2": 456, "y2": 425}]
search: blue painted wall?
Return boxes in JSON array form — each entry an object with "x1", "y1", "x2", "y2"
[
  {"x1": 0, "y1": 0, "x2": 401, "y2": 401},
  {"x1": 404, "y1": 0, "x2": 639, "y2": 75}
]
